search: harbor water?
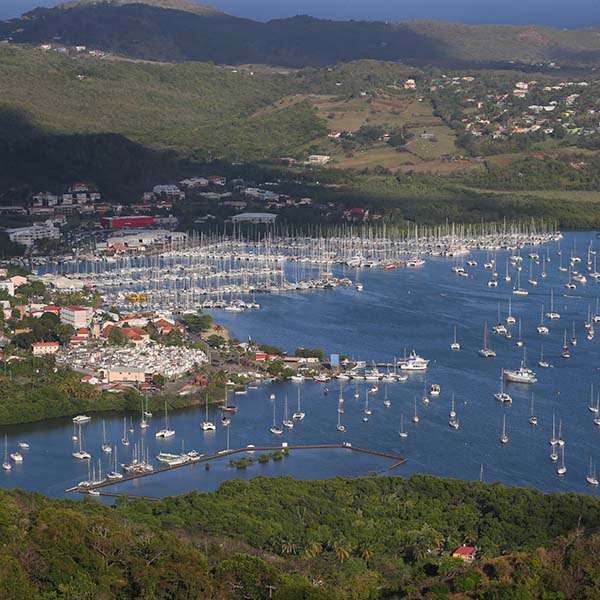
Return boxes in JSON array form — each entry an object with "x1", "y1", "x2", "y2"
[{"x1": 2, "y1": 231, "x2": 600, "y2": 500}]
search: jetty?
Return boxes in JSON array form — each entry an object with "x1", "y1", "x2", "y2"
[{"x1": 66, "y1": 443, "x2": 407, "y2": 498}]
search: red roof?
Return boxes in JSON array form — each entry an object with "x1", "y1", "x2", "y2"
[
  {"x1": 43, "y1": 306, "x2": 61, "y2": 313},
  {"x1": 453, "y1": 546, "x2": 476, "y2": 556},
  {"x1": 63, "y1": 305, "x2": 88, "y2": 312},
  {"x1": 32, "y1": 342, "x2": 59, "y2": 347}
]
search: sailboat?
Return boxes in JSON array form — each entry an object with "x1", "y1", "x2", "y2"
[
  {"x1": 106, "y1": 445, "x2": 123, "y2": 480},
  {"x1": 528, "y1": 393, "x2": 538, "y2": 425},
  {"x1": 527, "y1": 259, "x2": 538, "y2": 286},
  {"x1": 140, "y1": 397, "x2": 149, "y2": 429},
  {"x1": 156, "y1": 401, "x2": 176, "y2": 438},
  {"x1": 71, "y1": 422, "x2": 79, "y2": 442},
  {"x1": 493, "y1": 302, "x2": 507, "y2": 335},
  {"x1": 2, "y1": 436, "x2": 11, "y2": 470},
  {"x1": 516, "y1": 318, "x2": 523, "y2": 348},
  {"x1": 201, "y1": 397, "x2": 216, "y2": 432},
  {"x1": 363, "y1": 389, "x2": 372, "y2": 421},
  {"x1": 570, "y1": 321, "x2": 577, "y2": 346},
  {"x1": 129, "y1": 416, "x2": 134, "y2": 434},
  {"x1": 537, "y1": 304, "x2": 549, "y2": 335},
  {"x1": 587, "y1": 319, "x2": 595, "y2": 341},
  {"x1": 550, "y1": 413, "x2": 558, "y2": 447},
  {"x1": 101, "y1": 420, "x2": 112, "y2": 453},
  {"x1": 512, "y1": 268, "x2": 528, "y2": 295},
  {"x1": 557, "y1": 444, "x2": 567, "y2": 476},
  {"x1": 398, "y1": 414, "x2": 408, "y2": 438},
  {"x1": 283, "y1": 395, "x2": 294, "y2": 428},
  {"x1": 270, "y1": 400, "x2": 283, "y2": 435},
  {"x1": 449, "y1": 394, "x2": 456, "y2": 419},
  {"x1": 422, "y1": 379, "x2": 429, "y2": 405},
  {"x1": 412, "y1": 397, "x2": 419, "y2": 423},
  {"x1": 500, "y1": 415, "x2": 508, "y2": 444},
  {"x1": 353, "y1": 381, "x2": 360, "y2": 399},
  {"x1": 561, "y1": 330, "x2": 571, "y2": 359},
  {"x1": 494, "y1": 371, "x2": 512, "y2": 403},
  {"x1": 589, "y1": 384, "x2": 598, "y2": 413},
  {"x1": 448, "y1": 395, "x2": 459, "y2": 428},
  {"x1": 538, "y1": 344, "x2": 550, "y2": 368},
  {"x1": 336, "y1": 407, "x2": 345, "y2": 432},
  {"x1": 450, "y1": 325, "x2": 460, "y2": 351},
  {"x1": 292, "y1": 387, "x2": 305, "y2": 420},
  {"x1": 546, "y1": 289, "x2": 560, "y2": 320},
  {"x1": 383, "y1": 382, "x2": 391, "y2": 407},
  {"x1": 121, "y1": 417, "x2": 130, "y2": 446},
  {"x1": 478, "y1": 322, "x2": 496, "y2": 357},
  {"x1": 504, "y1": 259, "x2": 511, "y2": 282},
  {"x1": 506, "y1": 298, "x2": 516, "y2": 325},
  {"x1": 557, "y1": 419, "x2": 565, "y2": 447},
  {"x1": 72, "y1": 425, "x2": 91, "y2": 460},
  {"x1": 587, "y1": 457, "x2": 599, "y2": 486}
]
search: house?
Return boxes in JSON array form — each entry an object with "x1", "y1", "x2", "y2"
[
  {"x1": 306, "y1": 155, "x2": 331, "y2": 166},
  {"x1": 31, "y1": 341, "x2": 60, "y2": 356},
  {"x1": 452, "y1": 546, "x2": 477, "y2": 562},
  {"x1": 207, "y1": 176, "x2": 227, "y2": 186},
  {"x1": 152, "y1": 185, "x2": 184, "y2": 199},
  {"x1": 179, "y1": 177, "x2": 209, "y2": 188},
  {"x1": 404, "y1": 78, "x2": 417, "y2": 90}
]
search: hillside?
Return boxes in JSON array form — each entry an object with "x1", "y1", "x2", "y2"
[
  {"x1": 1, "y1": 475, "x2": 600, "y2": 598},
  {"x1": 3, "y1": 0, "x2": 600, "y2": 67}
]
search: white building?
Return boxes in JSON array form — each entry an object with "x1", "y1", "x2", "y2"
[
  {"x1": 60, "y1": 306, "x2": 94, "y2": 329},
  {"x1": 306, "y1": 154, "x2": 331, "y2": 166},
  {"x1": 5, "y1": 225, "x2": 60, "y2": 248},
  {"x1": 31, "y1": 342, "x2": 60, "y2": 356},
  {"x1": 152, "y1": 185, "x2": 185, "y2": 200},
  {"x1": 230, "y1": 212, "x2": 277, "y2": 224}
]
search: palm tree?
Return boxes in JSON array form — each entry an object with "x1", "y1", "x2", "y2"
[
  {"x1": 280, "y1": 537, "x2": 298, "y2": 555},
  {"x1": 333, "y1": 540, "x2": 351, "y2": 563},
  {"x1": 358, "y1": 541, "x2": 374, "y2": 566}
]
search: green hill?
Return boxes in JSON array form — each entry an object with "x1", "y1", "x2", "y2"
[{"x1": 2, "y1": 0, "x2": 600, "y2": 67}]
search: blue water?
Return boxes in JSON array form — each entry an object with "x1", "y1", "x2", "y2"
[{"x1": 1, "y1": 231, "x2": 600, "y2": 500}]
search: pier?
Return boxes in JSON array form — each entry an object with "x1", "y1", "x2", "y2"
[{"x1": 66, "y1": 443, "x2": 407, "y2": 498}]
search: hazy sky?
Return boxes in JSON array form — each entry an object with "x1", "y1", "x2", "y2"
[{"x1": 2, "y1": 0, "x2": 598, "y2": 28}]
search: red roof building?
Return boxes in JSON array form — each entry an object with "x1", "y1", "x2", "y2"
[{"x1": 452, "y1": 546, "x2": 477, "y2": 562}]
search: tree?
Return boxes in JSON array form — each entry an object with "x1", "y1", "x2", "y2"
[{"x1": 107, "y1": 327, "x2": 128, "y2": 346}]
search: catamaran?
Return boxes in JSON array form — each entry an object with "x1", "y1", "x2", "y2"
[
  {"x1": 106, "y1": 446, "x2": 123, "y2": 480},
  {"x1": 72, "y1": 415, "x2": 92, "y2": 424},
  {"x1": 201, "y1": 397, "x2": 216, "y2": 432},
  {"x1": 72, "y1": 424, "x2": 91, "y2": 460},
  {"x1": 156, "y1": 401, "x2": 176, "y2": 438},
  {"x1": 546, "y1": 289, "x2": 560, "y2": 320},
  {"x1": 494, "y1": 371, "x2": 512, "y2": 403}
]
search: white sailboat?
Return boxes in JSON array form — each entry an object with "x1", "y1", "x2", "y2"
[
  {"x1": 500, "y1": 415, "x2": 508, "y2": 444},
  {"x1": 538, "y1": 344, "x2": 550, "y2": 368},
  {"x1": 516, "y1": 318, "x2": 523, "y2": 348},
  {"x1": 528, "y1": 393, "x2": 538, "y2": 426},
  {"x1": 270, "y1": 400, "x2": 283, "y2": 435},
  {"x1": 101, "y1": 420, "x2": 112, "y2": 453},
  {"x1": 121, "y1": 417, "x2": 130, "y2": 446},
  {"x1": 363, "y1": 389, "x2": 372, "y2": 421},
  {"x1": 478, "y1": 322, "x2": 496, "y2": 358},
  {"x1": 450, "y1": 325, "x2": 460, "y2": 351},
  {"x1": 589, "y1": 384, "x2": 599, "y2": 413},
  {"x1": 546, "y1": 288, "x2": 560, "y2": 320},
  {"x1": 201, "y1": 397, "x2": 216, "y2": 432},
  {"x1": 557, "y1": 419, "x2": 565, "y2": 447},
  {"x1": 106, "y1": 445, "x2": 123, "y2": 480},
  {"x1": 398, "y1": 414, "x2": 408, "y2": 438},
  {"x1": 557, "y1": 444, "x2": 567, "y2": 476},
  {"x1": 570, "y1": 321, "x2": 577, "y2": 346},
  {"x1": 512, "y1": 269, "x2": 528, "y2": 295},
  {"x1": 292, "y1": 387, "x2": 305, "y2": 420},
  {"x1": 412, "y1": 397, "x2": 419, "y2": 423},
  {"x1": 72, "y1": 424, "x2": 91, "y2": 460},
  {"x1": 283, "y1": 395, "x2": 294, "y2": 428},
  {"x1": 449, "y1": 393, "x2": 456, "y2": 419},
  {"x1": 537, "y1": 304, "x2": 549, "y2": 335},
  {"x1": 336, "y1": 407, "x2": 345, "y2": 432},
  {"x1": 494, "y1": 371, "x2": 512, "y2": 403},
  {"x1": 2, "y1": 436, "x2": 11, "y2": 470},
  {"x1": 587, "y1": 457, "x2": 598, "y2": 486},
  {"x1": 506, "y1": 298, "x2": 516, "y2": 325},
  {"x1": 156, "y1": 401, "x2": 176, "y2": 438},
  {"x1": 140, "y1": 396, "x2": 149, "y2": 429},
  {"x1": 561, "y1": 330, "x2": 571, "y2": 359}
]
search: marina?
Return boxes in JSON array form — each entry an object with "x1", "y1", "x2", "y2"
[{"x1": 2, "y1": 230, "x2": 600, "y2": 500}]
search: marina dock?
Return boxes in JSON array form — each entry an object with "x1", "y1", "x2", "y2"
[{"x1": 65, "y1": 443, "x2": 407, "y2": 498}]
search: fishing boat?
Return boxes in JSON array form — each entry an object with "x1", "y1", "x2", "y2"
[
  {"x1": 537, "y1": 304, "x2": 549, "y2": 335},
  {"x1": 292, "y1": 387, "x2": 305, "y2": 420},
  {"x1": 201, "y1": 398, "x2": 216, "y2": 432},
  {"x1": 156, "y1": 401, "x2": 176, "y2": 438},
  {"x1": 450, "y1": 325, "x2": 460, "y2": 351},
  {"x1": 478, "y1": 322, "x2": 496, "y2": 358},
  {"x1": 412, "y1": 397, "x2": 419, "y2": 423},
  {"x1": 528, "y1": 393, "x2": 538, "y2": 426},
  {"x1": 494, "y1": 371, "x2": 512, "y2": 403},
  {"x1": 587, "y1": 457, "x2": 598, "y2": 486},
  {"x1": 72, "y1": 425, "x2": 91, "y2": 460},
  {"x1": 545, "y1": 289, "x2": 560, "y2": 320},
  {"x1": 398, "y1": 414, "x2": 408, "y2": 438},
  {"x1": 506, "y1": 298, "x2": 516, "y2": 325},
  {"x1": 557, "y1": 445, "x2": 567, "y2": 476},
  {"x1": 121, "y1": 417, "x2": 130, "y2": 446},
  {"x1": 561, "y1": 330, "x2": 571, "y2": 359},
  {"x1": 283, "y1": 396, "x2": 294, "y2": 428},
  {"x1": 72, "y1": 415, "x2": 92, "y2": 424},
  {"x1": 500, "y1": 415, "x2": 508, "y2": 444},
  {"x1": 270, "y1": 401, "x2": 283, "y2": 435},
  {"x1": 101, "y1": 420, "x2": 112, "y2": 453},
  {"x1": 504, "y1": 350, "x2": 537, "y2": 384},
  {"x1": 398, "y1": 350, "x2": 429, "y2": 371}
]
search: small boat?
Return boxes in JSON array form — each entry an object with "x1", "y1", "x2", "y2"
[
  {"x1": 528, "y1": 393, "x2": 538, "y2": 426},
  {"x1": 398, "y1": 414, "x2": 408, "y2": 438},
  {"x1": 221, "y1": 416, "x2": 231, "y2": 426},
  {"x1": 587, "y1": 457, "x2": 599, "y2": 486},
  {"x1": 449, "y1": 418, "x2": 459, "y2": 429},
  {"x1": 500, "y1": 415, "x2": 508, "y2": 444},
  {"x1": 72, "y1": 415, "x2": 92, "y2": 424},
  {"x1": 9, "y1": 451, "x2": 22, "y2": 463},
  {"x1": 17, "y1": 442, "x2": 29, "y2": 450},
  {"x1": 450, "y1": 325, "x2": 460, "y2": 351},
  {"x1": 430, "y1": 383, "x2": 440, "y2": 397},
  {"x1": 355, "y1": 282, "x2": 364, "y2": 292}
]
